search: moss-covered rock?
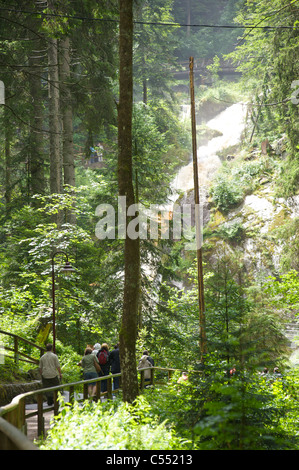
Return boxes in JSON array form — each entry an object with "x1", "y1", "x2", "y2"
[{"x1": 0, "y1": 381, "x2": 42, "y2": 406}]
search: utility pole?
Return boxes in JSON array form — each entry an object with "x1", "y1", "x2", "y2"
[{"x1": 189, "y1": 57, "x2": 207, "y2": 362}]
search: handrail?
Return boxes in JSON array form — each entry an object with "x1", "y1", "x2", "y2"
[
  {"x1": 0, "y1": 329, "x2": 45, "y2": 365},
  {"x1": 0, "y1": 366, "x2": 162, "y2": 450},
  {"x1": 0, "y1": 366, "x2": 193, "y2": 450},
  {"x1": 0, "y1": 417, "x2": 38, "y2": 450}
]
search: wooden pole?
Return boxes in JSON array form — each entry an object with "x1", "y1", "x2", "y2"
[
  {"x1": 51, "y1": 257, "x2": 56, "y2": 354},
  {"x1": 189, "y1": 57, "x2": 207, "y2": 362}
]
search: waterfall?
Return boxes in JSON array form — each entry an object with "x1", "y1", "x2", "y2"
[
  {"x1": 149, "y1": 102, "x2": 247, "y2": 286},
  {"x1": 170, "y1": 102, "x2": 247, "y2": 202}
]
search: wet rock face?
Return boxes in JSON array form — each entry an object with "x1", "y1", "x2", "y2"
[
  {"x1": 174, "y1": 102, "x2": 298, "y2": 278},
  {"x1": 177, "y1": 189, "x2": 211, "y2": 227},
  {"x1": 221, "y1": 188, "x2": 299, "y2": 273},
  {"x1": 27, "y1": 368, "x2": 42, "y2": 381}
]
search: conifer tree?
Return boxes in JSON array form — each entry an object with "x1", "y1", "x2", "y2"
[{"x1": 118, "y1": 0, "x2": 140, "y2": 403}]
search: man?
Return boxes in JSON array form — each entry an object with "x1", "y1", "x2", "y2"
[
  {"x1": 143, "y1": 350, "x2": 154, "y2": 366},
  {"x1": 109, "y1": 343, "x2": 120, "y2": 391},
  {"x1": 138, "y1": 352, "x2": 153, "y2": 387},
  {"x1": 39, "y1": 344, "x2": 62, "y2": 405}
]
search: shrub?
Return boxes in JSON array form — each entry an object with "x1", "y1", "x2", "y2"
[
  {"x1": 39, "y1": 395, "x2": 185, "y2": 450},
  {"x1": 210, "y1": 156, "x2": 276, "y2": 213},
  {"x1": 210, "y1": 176, "x2": 244, "y2": 212},
  {"x1": 217, "y1": 221, "x2": 245, "y2": 243}
]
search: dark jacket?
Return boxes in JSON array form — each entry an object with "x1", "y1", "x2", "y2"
[
  {"x1": 97, "y1": 347, "x2": 110, "y2": 375},
  {"x1": 146, "y1": 355, "x2": 154, "y2": 366},
  {"x1": 109, "y1": 347, "x2": 120, "y2": 374}
]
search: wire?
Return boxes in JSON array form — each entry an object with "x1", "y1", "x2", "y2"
[
  {"x1": 0, "y1": 6, "x2": 297, "y2": 30},
  {"x1": 237, "y1": 0, "x2": 299, "y2": 43}
]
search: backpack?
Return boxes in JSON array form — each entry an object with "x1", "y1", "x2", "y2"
[
  {"x1": 97, "y1": 349, "x2": 108, "y2": 365},
  {"x1": 138, "y1": 356, "x2": 152, "y2": 370}
]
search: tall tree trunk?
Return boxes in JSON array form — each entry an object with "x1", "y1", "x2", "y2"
[
  {"x1": 48, "y1": 36, "x2": 62, "y2": 223},
  {"x1": 118, "y1": 0, "x2": 140, "y2": 403},
  {"x1": 29, "y1": 42, "x2": 46, "y2": 197},
  {"x1": 4, "y1": 108, "x2": 12, "y2": 214},
  {"x1": 60, "y1": 36, "x2": 76, "y2": 224}
]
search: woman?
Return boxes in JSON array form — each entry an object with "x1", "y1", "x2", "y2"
[
  {"x1": 78, "y1": 347, "x2": 100, "y2": 397},
  {"x1": 92, "y1": 343, "x2": 101, "y2": 356},
  {"x1": 97, "y1": 343, "x2": 110, "y2": 393}
]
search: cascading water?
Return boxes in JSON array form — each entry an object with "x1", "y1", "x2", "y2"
[
  {"x1": 149, "y1": 102, "x2": 247, "y2": 286},
  {"x1": 166, "y1": 102, "x2": 299, "y2": 363},
  {"x1": 170, "y1": 102, "x2": 247, "y2": 201}
]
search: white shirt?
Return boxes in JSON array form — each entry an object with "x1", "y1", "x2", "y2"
[{"x1": 39, "y1": 351, "x2": 61, "y2": 379}]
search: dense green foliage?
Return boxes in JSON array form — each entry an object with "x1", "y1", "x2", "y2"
[
  {"x1": 40, "y1": 394, "x2": 185, "y2": 450},
  {"x1": 0, "y1": 0, "x2": 298, "y2": 450},
  {"x1": 210, "y1": 155, "x2": 278, "y2": 212},
  {"x1": 39, "y1": 365, "x2": 299, "y2": 450},
  {"x1": 228, "y1": 0, "x2": 299, "y2": 197}
]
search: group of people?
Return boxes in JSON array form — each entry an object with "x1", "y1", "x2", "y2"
[
  {"x1": 39, "y1": 344, "x2": 285, "y2": 406},
  {"x1": 261, "y1": 366, "x2": 283, "y2": 377},
  {"x1": 39, "y1": 343, "x2": 156, "y2": 403},
  {"x1": 78, "y1": 344, "x2": 155, "y2": 397},
  {"x1": 38, "y1": 342, "x2": 121, "y2": 404},
  {"x1": 77, "y1": 342, "x2": 121, "y2": 398},
  {"x1": 227, "y1": 366, "x2": 283, "y2": 378}
]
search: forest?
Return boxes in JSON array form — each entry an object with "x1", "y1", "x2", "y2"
[{"x1": 0, "y1": 0, "x2": 299, "y2": 451}]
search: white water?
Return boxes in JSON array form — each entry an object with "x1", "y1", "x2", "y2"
[{"x1": 170, "y1": 103, "x2": 247, "y2": 201}]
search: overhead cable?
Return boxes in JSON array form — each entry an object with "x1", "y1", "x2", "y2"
[{"x1": 0, "y1": 6, "x2": 297, "y2": 30}]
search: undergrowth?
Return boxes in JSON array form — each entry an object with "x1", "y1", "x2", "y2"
[
  {"x1": 38, "y1": 393, "x2": 188, "y2": 451},
  {"x1": 38, "y1": 365, "x2": 299, "y2": 450}
]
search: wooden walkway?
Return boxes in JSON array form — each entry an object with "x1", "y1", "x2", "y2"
[
  {"x1": 24, "y1": 392, "x2": 105, "y2": 442},
  {"x1": 0, "y1": 368, "x2": 177, "y2": 449},
  {"x1": 26, "y1": 406, "x2": 53, "y2": 442},
  {"x1": 24, "y1": 390, "x2": 85, "y2": 442}
]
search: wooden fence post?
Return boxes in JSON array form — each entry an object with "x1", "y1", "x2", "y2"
[
  {"x1": 83, "y1": 382, "x2": 88, "y2": 400},
  {"x1": 14, "y1": 336, "x2": 19, "y2": 365},
  {"x1": 37, "y1": 393, "x2": 44, "y2": 437},
  {"x1": 107, "y1": 377, "x2": 112, "y2": 399},
  {"x1": 69, "y1": 385, "x2": 74, "y2": 405},
  {"x1": 150, "y1": 368, "x2": 154, "y2": 386},
  {"x1": 53, "y1": 390, "x2": 59, "y2": 416},
  {"x1": 19, "y1": 398, "x2": 26, "y2": 434},
  {"x1": 96, "y1": 381, "x2": 101, "y2": 401}
]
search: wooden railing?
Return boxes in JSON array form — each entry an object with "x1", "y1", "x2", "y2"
[
  {"x1": 0, "y1": 366, "x2": 180, "y2": 450},
  {"x1": 0, "y1": 329, "x2": 45, "y2": 366}
]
